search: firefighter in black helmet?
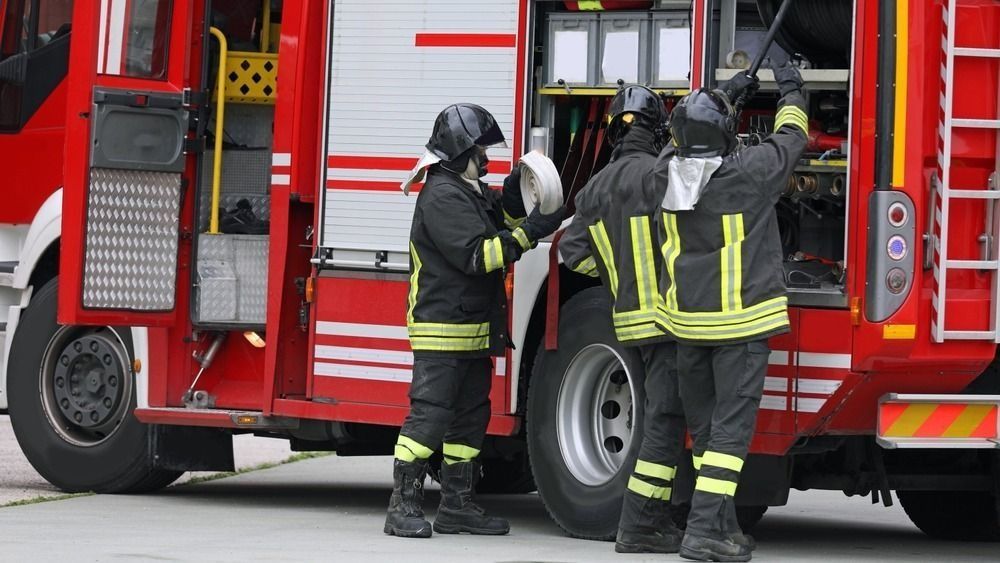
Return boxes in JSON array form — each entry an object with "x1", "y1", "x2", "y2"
[
  {"x1": 655, "y1": 66, "x2": 807, "y2": 562},
  {"x1": 385, "y1": 103, "x2": 564, "y2": 539},
  {"x1": 559, "y1": 85, "x2": 685, "y2": 554}
]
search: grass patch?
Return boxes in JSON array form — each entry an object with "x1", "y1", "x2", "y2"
[
  {"x1": 2, "y1": 492, "x2": 94, "y2": 508},
  {"x1": 181, "y1": 451, "x2": 333, "y2": 486}
]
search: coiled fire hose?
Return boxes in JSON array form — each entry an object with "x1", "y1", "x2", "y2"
[{"x1": 518, "y1": 151, "x2": 563, "y2": 215}]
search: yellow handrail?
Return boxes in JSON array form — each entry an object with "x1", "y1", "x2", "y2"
[
  {"x1": 261, "y1": 0, "x2": 271, "y2": 53},
  {"x1": 208, "y1": 27, "x2": 227, "y2": 235}
]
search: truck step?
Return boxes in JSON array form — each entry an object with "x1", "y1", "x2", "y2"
[
  {"x1": 134, "y1": 407, "x2": 299, "y2": 430},
  {"x1": 878, "y1": 394, "x2": 1000, "y2": 449}
]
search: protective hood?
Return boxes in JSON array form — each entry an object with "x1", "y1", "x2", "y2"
[
  {"x1": 661, "y1": 156, "x2": 723, "y2": 211},
  {"x1": 401, "y1": 149, "x2": 443, "y2": 195}
]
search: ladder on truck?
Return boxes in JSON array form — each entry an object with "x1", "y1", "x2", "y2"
[{"x1": 931, "y1": 0, "x2": 1000, "y2": 342}]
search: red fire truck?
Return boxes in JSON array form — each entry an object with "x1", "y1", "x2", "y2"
[{"x1": 1, "y1": 0, "x2": 999, "y2": 541}]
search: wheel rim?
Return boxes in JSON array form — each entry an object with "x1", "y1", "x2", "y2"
[
  {"x1": 39, "y1": 326, "x2": 133, "y2": 447},
  {"x1": 556, "y1": 343, "x2": 636, "y2": 487}
]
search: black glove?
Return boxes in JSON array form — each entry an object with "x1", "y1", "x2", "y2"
[
  {"x1": 521, "y1": 205, "x2": 565, "y2": 242},
  {"x1": 502, "y1": 167, "x2": 526, "y2": 218},
  {"x1": 773, "y1": 63, "x2": 804, "y2": 97},
  {"x1": 721, "y1": 72, "x2": 760, "y2": 104}
]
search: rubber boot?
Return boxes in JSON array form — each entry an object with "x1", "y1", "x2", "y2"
[
  {"x1": 432, "y1": 461, "x2": 510, "y2": 535},
  {"x1": 724, "y1": 500, "x2": 756, "y2": 551},
  {"x1": 384, "y1": 459, "x2": 433, "y2": 538},
  {"x1": 615, "y1": 490, "x2": 682, "y2": 554}
]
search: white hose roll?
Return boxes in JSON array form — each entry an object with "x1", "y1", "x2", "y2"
[{"x1": 519, "y1": 151, "x2": 563, "y2": 215}]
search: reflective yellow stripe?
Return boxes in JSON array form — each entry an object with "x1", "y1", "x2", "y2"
[
  {"x1": 407, "y1": 243, "x2": 422, "y2": 325},
  {"x1": 589, "y1": 221, "x2": 619, "y2": 297},
  {"x1": 616, "y1": 323, "x2": 668, "y2": 341},
  {"x1": 504, "y1": 210, "x2": 525, "y2": 229},
  {"x1": 720, "y1": 214, "x2": 744, "y2": 312},
  {"x1": 628, "y1": 476, "x2": 671, "y2": 500},
  {"x1": 703, "y1": 451, "x2": 744, "y2": 473},
  {"x1": 695, "y1": 476, "x2": 737, "y2": 496},
  {"x1": 571, "y1": 255, "x2": 599, "y2": 277},
  {"x1": 576, "y1": 0, "x2": 603, "y2": 9},
  {"x1": 408, "y1": 322, "x2": 489, "y2": 337},
  {"x1": 396, "y1": 435, "x2": 434, "y2": 461},
  {"x1": 692, "y1": 455, "x2": 703, "y2": 470},
  {"x1": 613, "y1": 309, "x2": 662, "y2": 323},
  {"x1": 664, "y1": 312, "x2": 789, "y2": 341},
  {"x1": 483, "y1": 236, "x2": 504, "y2": 273},
  {"x1": 662, "y1": 296, "x2": 787, "y2": 324},
  {"x1": 775, "y1": 105, "x2": 808, "y2": 133},
  {"x1": 630, "y1": 216, "x2": 658, "y2": 312},
  {"x1": 409, "y1": 335, "x2": 490, "y2": 352},
  {"x1": 635, "y1": 460, "x2": 676, "y2": 481},
  {"x1": 661, "y1": 213, "x2": 682, "y2": 312},
  {"x1": 512, "y1": 228, "x2": 532, "y2": 251},
  {"x1": 443, "y1": 442, "x2": 481, "y2": 463},
  {"x1": 892, "y1": 0, "x2": 908, "y2": 187}
]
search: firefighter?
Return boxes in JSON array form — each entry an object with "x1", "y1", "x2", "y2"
[
  {"x1": 655, "y1": 65, "x2": 807, "y2": 562},
  {"x1": 559, "y1": 85, "x2": 685, "y2": 554},
  {"x1": 385, "y1": 103, "x2": 564, "y2": 539}
]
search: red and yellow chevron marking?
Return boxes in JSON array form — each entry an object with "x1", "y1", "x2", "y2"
[{"x1": 879, "y1": 402, "x2": 998, "y2": 439}]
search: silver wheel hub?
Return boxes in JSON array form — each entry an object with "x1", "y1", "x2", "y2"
[{"x1": 556, "y1": 344, "x2": 636, "y2": 486}]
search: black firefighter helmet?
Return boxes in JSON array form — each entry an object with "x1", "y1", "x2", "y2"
[
  {"x1": 669, "y1": 88, "x2": 738, "y2": 158},
  {"x1": 607, "y1": 85, "x2": 669, "y2": 147},
  {"x1": 426, "y1": 103, "x2": 507, "y2": 163}
]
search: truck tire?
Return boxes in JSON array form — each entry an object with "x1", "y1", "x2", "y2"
[
  {"x1": 7, "y1": 278, "x2": 181, "y2": 493},
  {"x1": 898, "y1": 490, "x2": 1000, "y2": 541},
  {"x1": 527, "y1": 287, "x2": 646, "y2": 540}
]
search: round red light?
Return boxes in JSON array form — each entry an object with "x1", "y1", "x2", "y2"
[{"x1": 888, "y1": 203, "x2": 907, "y2": 227}]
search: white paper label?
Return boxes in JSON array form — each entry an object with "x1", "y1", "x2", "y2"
[
  {"x1": 601, "y1": 31, "x2": 639, "y2": 84},
  {"x1": 658, "y1": 27, "x2": 691, "y2": 83},
  {"x1": 553, "y1": 30, "x2": 589, "y2": 84}
]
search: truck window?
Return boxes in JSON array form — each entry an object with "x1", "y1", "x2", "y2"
[
  {"x1": 122, "y1": 0, "x2": 172, "y2": 79},
  {"x1": 0, "y1": 0, "x2": 72, "y2": 131}
]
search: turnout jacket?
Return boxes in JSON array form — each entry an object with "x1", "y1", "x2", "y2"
[
  {"x1": 407, "y1": 167, "x2": 531, "y2": 358},
  {"x1": 559, "y1": 127, "x2": 672, "y2": 346},
  {"x1": 655, "y1": 91, "x2": 809, "y2": 345}
]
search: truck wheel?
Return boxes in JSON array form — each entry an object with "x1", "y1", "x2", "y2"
[
  {"x1": 527, "y1": 287, "x2": 645, "y2": 540},
  {"x1": 7, "y1": 278, "x2": 181, "y2": 493},
  {"x1": 898, "y1": 490, "x2": 1000, "y2": 541}
]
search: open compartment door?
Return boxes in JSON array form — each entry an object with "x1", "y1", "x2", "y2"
[{"x1": 59, "y1": 0, "x2": 199, "y2": 326}]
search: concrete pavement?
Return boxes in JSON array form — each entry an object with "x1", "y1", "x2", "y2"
[
  {"x1": 0, "y1": 453, "x2": 994, "y2": 562},
  {"x1": 0, "y1": 414, "x2": 293, "y2": 505}
]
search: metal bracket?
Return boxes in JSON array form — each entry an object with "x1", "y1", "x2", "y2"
[
  {"x1": 182, "y1": 88, "x2": 209, "y2": 108},
  {"x1": 923, "y1": 172, "x2": 939, "y2": 270},
  {"x1": 983, "y1": 173, "x2": 1000, "y2": 264}
]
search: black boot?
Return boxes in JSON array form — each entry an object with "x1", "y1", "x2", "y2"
[
  {"x1": 724, "y1": 501, "x2": 756, "y2": 551},
  {"x1": 679, "y1": 533, "x2": 752, "y2": 562},
  {"x1": 615, "y1": 490, "x2": 682, "y2": 553},
  {"x1": 384, "y1": 459, "x2": 432, "y2": 538},
  {"x1": 433, "y1": 461, "x2": 510, "y2": 535}
]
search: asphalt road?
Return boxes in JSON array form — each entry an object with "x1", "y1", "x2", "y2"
[{"x1": 0, "y1": 448, "x2": 995, "y2": 562}]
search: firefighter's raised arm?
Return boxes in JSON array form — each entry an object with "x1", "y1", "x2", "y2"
[{"x1": 741, "y1": 64, "x2": 809, "y2": 202}]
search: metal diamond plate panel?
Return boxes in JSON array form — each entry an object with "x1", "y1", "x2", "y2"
[
  {"x1": 196, "y1": 236, "x2": 238, "y2": 322},
  {"x1": 234, "y1": 235, "x2": 269, "y2": 324},
  {"x1": 83, "y1": 169, "x2": 181, "y2": 310},
  {"x1": 198, "y1": 149, "x2": 272, "y2": 230}
]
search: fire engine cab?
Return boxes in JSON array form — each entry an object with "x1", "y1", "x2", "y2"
[{"x1": 1, "y1": 0, "x2": 999, "y2": 541}]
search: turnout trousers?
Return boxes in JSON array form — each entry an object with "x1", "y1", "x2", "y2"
[
  {"x1": 619, "y1": 342, "x2": 687, "y2": 532},
  {"x1": 676, "y1": 339, "x2": 769, "y2": 539},
  {"x1": 395, "y1": 357, "x2": 493, "y2": 465}
]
